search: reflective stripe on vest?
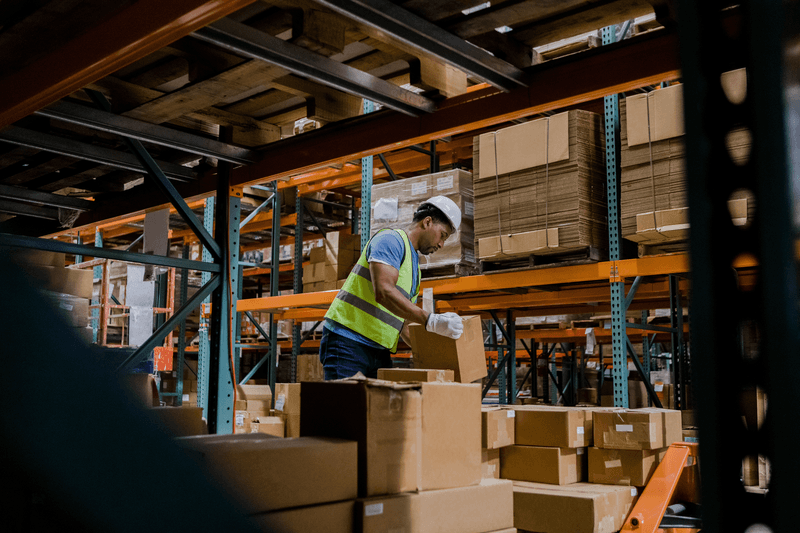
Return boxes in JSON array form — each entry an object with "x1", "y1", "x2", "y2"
[{"x1": 324, "y1": 228, "x2": 420, "y2": 352}]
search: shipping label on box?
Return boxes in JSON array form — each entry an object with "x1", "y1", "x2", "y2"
[
  {"x1": 500, "y1": 446, "x2": 586, "y2": 485},
  {"x1": 482, "y1": 407, "x2": 516, "y2": 449},
  {"x1": 408, "y1": 315, "x2": 487, "y2": 383}
]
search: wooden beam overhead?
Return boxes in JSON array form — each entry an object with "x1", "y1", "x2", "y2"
[{"x1": 0, "y1": 0, "x2": 258, "y2": 128}]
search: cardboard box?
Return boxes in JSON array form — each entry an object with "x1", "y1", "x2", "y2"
[
  {"x1": 741, "y1": 387, "x2": 767, "y2": 430},
  {"x1": 275, "y1": 383, "x2": 301, "y2": 437},
  {"x1": 479, "y1": 112, "x2": 570, "y2": 177},
  {"x1": 512, "y1": 406, "x2": 591, "y2": 448},
  {"x1": 478, "y1": 228, "x2": 560, "y2": 260},
  {"x1": 297, "y1": 353, "x2": 324, "y2": 382},
  {"x1": 301, "y1": 377, "x2": 481, "y2": 496},
  {"x1": 251, "y1": 416, "x2": 285, "y2": 437},
  {"x1": 356, "y1": 478, "x2": 513, "y2": 533},
  {"x1": 148, "y1": 406, "x2": 207, "y2": 437},
  {"x1": 123, "y1": 373, "x2": 159, "y2": 407},
  {"x1": 626, "y1": 83, "x2": 684, "y2": 147},
  {"x1": 593, "y1": 408, "x2": 681, "y2": 450},
  {"x1": 500, "y1": 446, "x2": 586, "y2": 485},
  {"x1": 44, "y1": 291, "x2": 90, "y2": 328},
  {"x1": 254, "y1": 501, "x2": 354, "y2": 533},
  {"x1": 578, "y1": 388, "x2": 598, "y2": 405},
  {"x1": 587, "y1": 447, "x2": 666, "y2": 486},
  {"x1": 482, "y1": 448, "x2": 501, "y2": 479},
  {"x1": 742, "y1": 456, "x2": 770, "y2": 488},
  {"x1": 377, "y1": 368, "x2": 455, "y2": 383},
  {"x1": 177, "y1": 435, "x2": 357, "y2": 513},
  {"x1": 237, "y1": 384, "x2": 272, "y2": 405},
  {"x1": 408, "y1": 315, "x2": 487, "y2": 383},
  {"x1": 26, "y1": 265, "x2": 93, "y2": 299},
  {"x1": 682, "y1": 429, "x2": 698, "y2": 442},
  {"x1": 6, "y1": 248, "x2": 65, "y2": 267},
  {"x1": 681, "y1": 409, "x2": 695, "y2": 428},
  {"x1": 482, "y1": 407, "x2": 516, "y2": 449},
  {"x1": 513, "y1": 481, "x2": 638, "y2": 533}
]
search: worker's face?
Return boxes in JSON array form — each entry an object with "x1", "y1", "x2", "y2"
[{"x1": 419, "y1": 217, "x2": 452, "y2": 255}]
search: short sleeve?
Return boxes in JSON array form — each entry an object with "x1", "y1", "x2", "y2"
[{"x1": 367, "y1": 231, "x2": 404, "y2": 271}]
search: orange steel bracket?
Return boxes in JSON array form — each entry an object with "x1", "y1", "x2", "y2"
[
  {"x1": 621, "y1": 442, "x2": 700, "y2": 533},
  {"x1": 0, "y1": 0, "x2": 256, "y2": 128}
]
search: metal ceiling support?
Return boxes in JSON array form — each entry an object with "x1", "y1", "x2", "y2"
[
  {"x1": 192, "y1": 18, "x2": 436, "y2": 116},
  {"x1": 0, "y1": 183, "x2": 93, "y2": 211},
  {"x1": 0, "y1": 0, "x2": 258, "y2": 128},
  {"x1": 35, "y1": 101, "x2": 260, "y2": 165},
  {"x1": 0, "y1": 233, "x2": 220, "y2": 272},
  {"x1": 0, "y1": 126, "x2": 196, "y2": 181},
  {"x1": 87, "y1": 89, "x2": 221, "y2": 261},
  {"x1": 314, "y1": 0, "x2": 525, "y2": 91},
  {"x1": 0, "y1": 199, "x2": 59, "y2": 220}
]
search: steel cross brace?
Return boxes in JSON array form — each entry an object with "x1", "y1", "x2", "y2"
[
  {"x1": 625, "y1": 336, "x2": 663, "y2": 408},
  {"x1": 242, "y1": 311, "x2": 271, "y2": 346},
  {"x1": 240, "y1": 320, "x2": 322, "y2": 385},
  {"x1": 86, "y1": 89, "x2": 221, "y2": 261}
]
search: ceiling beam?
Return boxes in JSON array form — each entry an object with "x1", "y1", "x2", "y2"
[
  {"x1": 0, "y1": 0, "x2": 257, "y2": 128},
  {"x1": 0, "y1": 199, "x2": 60, "y2": 220},
  {"x1": 35, "y1": 101, "x2": 260, "y2": 166},
  {"x1": 38, "y1": 29, "x2": 680, "y2": 239},
  {"x1": 0, "y1": 126, "x2": 197, "y2": 182},
  {"x1": 314, "y1": 0, "x2": 525, "y2": 91},
  {"x1": 192, "y1": 18, "x2": 435, "y2": 116},
  {"x1": 0, "y1": 184, "x2": 94, "y2": 211}
]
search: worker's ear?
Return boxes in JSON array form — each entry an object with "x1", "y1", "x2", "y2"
[{"x1": 422, "y1": 216, "x2": 432, "y2": 229}]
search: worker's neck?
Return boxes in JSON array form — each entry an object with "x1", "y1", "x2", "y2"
[{"x1": 405, "y1": 223, "x2": 423, "y2": 251}]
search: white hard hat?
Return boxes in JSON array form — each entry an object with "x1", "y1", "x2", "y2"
[{"x1": 419, "y1": 195, "x2": 461, "y2": 231}]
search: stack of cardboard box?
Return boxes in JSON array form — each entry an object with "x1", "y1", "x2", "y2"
[
  {"x1": 178, "y1": 434, "x2": 360, "y2": 532},
  {"x1": 472, "y1": 110, "x2": 607, "y2": 261},
  {"x1": 619, "y1": 73, "x2": 753, "y2": 251},
  {"x1": 301, "y1": 376, "x2": 515, "y2": 533},
  {"x1": 7, "y1": 249, "x2": 93, "y2": 342},
  {"x1": 271, "y1": 383, "x2": 301, "y2": 438},
  {"x1": 507, "y1": 406, "x2": 641, "y2": 533},
  {"x1": 234, "y1": 384, "x2": 283, "y2": 437},
  {"x1": 481, "y1": 406, "x2": 516, "y2": 480},
  {"x1": 588, "y1": 408, "x2": 681, "y2": 487},
  {"x1": 302, "y1": 232, "x2": 361, "y2": 292},
  {"x1": 371, "y1": 169, "x2": 478, "y2": 273}
]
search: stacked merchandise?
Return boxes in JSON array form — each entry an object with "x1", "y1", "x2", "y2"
[
  {"x1": 161, "y1": 358, "x2": 199, "y2": 406},
  {"x1": 301, "y1": 376, "x2": 516, "y2": 533},
  {"x1": 123, "y1": 373, "x2": 208, "y2": 436},
  {"x1": 481, "y1": 407, "x2": 516, "y2": 481},
  {"x1": 588, "y1": 408, "x2": 681, "y2": 488},
  {"x1": 620, "y1": 71, "x2": 753, "y2": 252},
  {"x1": 371, "y1": 169, "x2": 478, "y2": 275},
  {"x1": 504, "y1": 406, "x2": 641, "y2": 533},
  {"x1": 302, "y1": 231, "x2": 360, "y2": 292},
  {"x1": 272, "y1": 383, "x2": 301, "y2": 438},
  {"x1": 472, "y1": 111, "x2": 607, "y2": 261},
  {"x1": 7, "y1": 249, "x2": 93, "y2": 342},
  {"x1": 233, "y1": 384, "x2": 284, "y2": 437}
]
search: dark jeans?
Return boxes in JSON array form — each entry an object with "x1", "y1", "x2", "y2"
[{"x1": 319, "y1": 327, "x2": 392, "y2": 380}]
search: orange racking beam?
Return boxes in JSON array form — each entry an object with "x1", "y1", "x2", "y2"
[{"x1": 0, "y1": 0, "x2": 256, "y2": 128}]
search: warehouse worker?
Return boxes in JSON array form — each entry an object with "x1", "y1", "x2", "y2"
[{"x1": 321, "y1": 196, "x2": 464, "y2": 379}]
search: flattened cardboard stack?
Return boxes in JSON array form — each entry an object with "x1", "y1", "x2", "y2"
[
  {"x1": 472, "y1": 111, "x2": 607, "y2": 261},
  {"x1": 620, "y1": 74, "x2": 753, "y2": 249},
  {"x1": 302, "y1": 232, "x2": 360, "y2": 292},
  {"x1": 371, "y1": 169, "x2": 477, "y2": 273},
  {"x1": 301, "y1": 375, "x2": 515, "y2": 533}
]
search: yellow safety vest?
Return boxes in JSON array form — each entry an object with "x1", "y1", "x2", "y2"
[{"x1": 325, "y1": 229, "x2": 420, "y2": 352}]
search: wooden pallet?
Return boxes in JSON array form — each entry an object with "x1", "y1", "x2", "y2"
[
  {"x1": 480, "y1": 246, "x2": 605, "y2": 273},
  {"x1": 420, "y1": 261, "x2": 481, "y2": 280},
  {"x1": 637, "y1": 241, "x2": 690, "y2": 257}
]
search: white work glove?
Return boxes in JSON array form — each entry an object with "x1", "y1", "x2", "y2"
[{"x1": 425, "y1": 312, "x2": 463, "y2": 339}]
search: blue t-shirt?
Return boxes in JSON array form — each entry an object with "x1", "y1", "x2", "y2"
[{"x1": 325, "y1": 230, "x2": 419, "y2": 348}]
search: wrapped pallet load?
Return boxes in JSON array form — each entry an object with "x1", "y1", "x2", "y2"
[
  {"x1": 473, "y1": 110, "x2": 608, "y2": 263},
  {"x1": 371, "y1": 169, "x2": 478, "y2": 276},
  {"x1": 619, "y1": 70, "x2": 753, "y2": 254}
]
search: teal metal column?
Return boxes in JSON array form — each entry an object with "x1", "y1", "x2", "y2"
[
  {"x1": 603, "y1": 24, "x2": 628, "y2": 408},
  {"x1": 197, "y1": 198, "x2": 214, "y2": 418},
  {"x1": 506, "y1": 311, "x2": 516, "y2": 405},
  {"x1": 91, "y1": 230, "x2": 102, "y2": 343},
  {"x1": 291, "y1": 188, "x2": 304, "y2": 382},
  {"x1": 360, "y1": 99, "x2": 374, "y2": 249},
  {"x1": 549, "y1": 346, "x2": 557, "y2": 404},
  {"x1": 175, "y1": 244, "x2": 189, "y2": 406},
  {"x1": 268, "y1": 182, "x2": 280, "y2": 401},
  {"x1": 497, "y1": 321, "x2": 506, "y2": 405}
]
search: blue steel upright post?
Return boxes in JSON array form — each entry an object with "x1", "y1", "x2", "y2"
[
  {"x1": 197, "y1": 198, "x2": 214, "y2": 419},
  {"x1": 360, "y1": 99, "x2": 374, "y2": 250},
  {"x1": 603, "y1": 24, "x2": 628, "y2": 408},
  {"x1": 92, "y1": 230, "x2": 102, "y2": 343},
  {"x1": 268, "y1": 182, "x2": 280, "y2": 401},
  {"x1": 291, "y1": 189, "x2": 304, "y2": 382}
]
